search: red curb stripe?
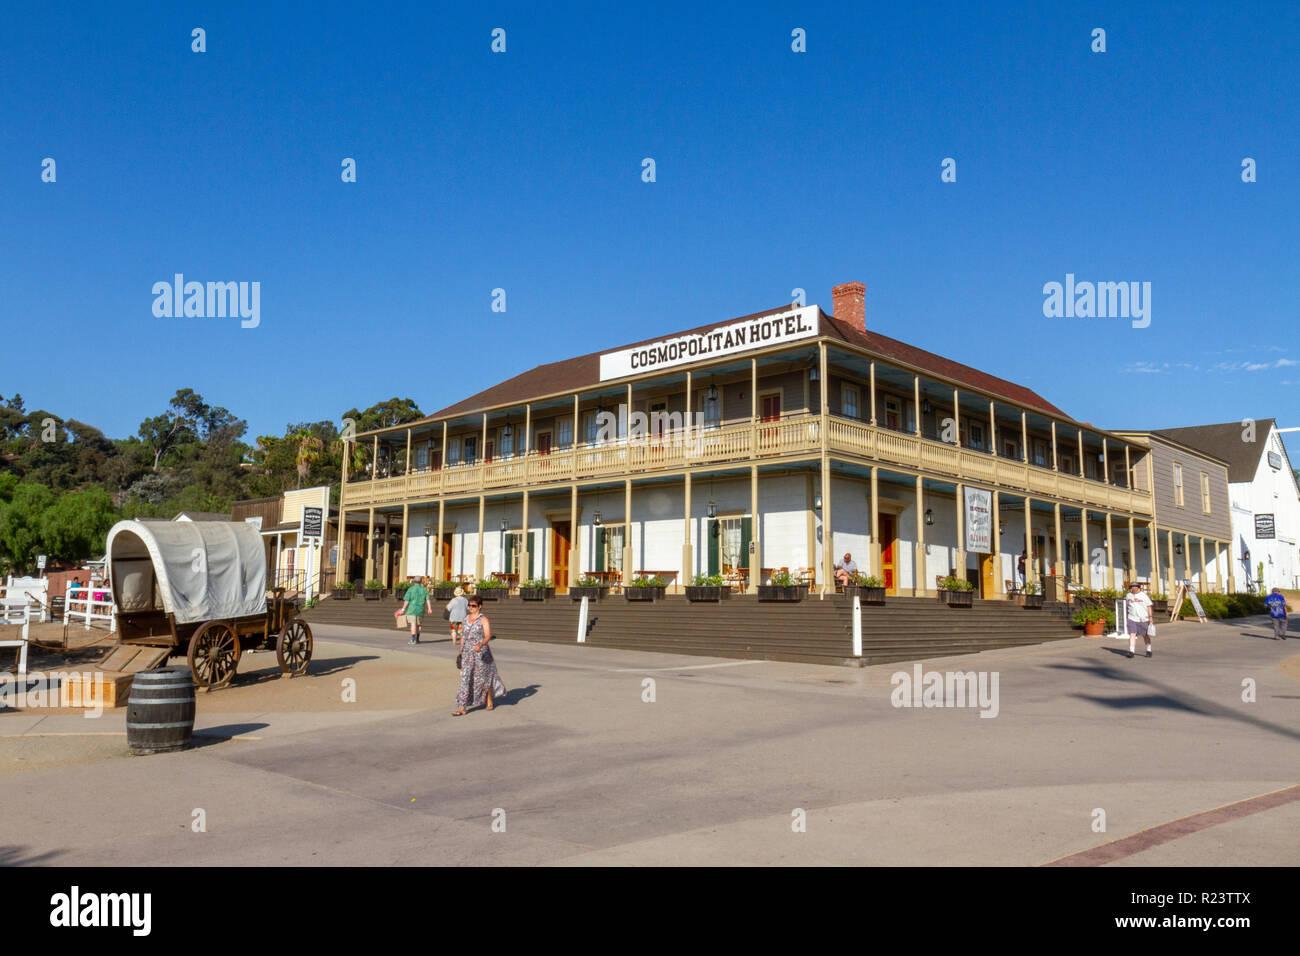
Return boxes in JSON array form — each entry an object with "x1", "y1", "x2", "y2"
[{"x1": 1044, "y1": 784, "x2": 1300, "y2": 867}]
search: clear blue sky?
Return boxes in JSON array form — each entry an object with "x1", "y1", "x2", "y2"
[{"x1": 3, "y1": 1, "x2": 1297, "y2": 461}]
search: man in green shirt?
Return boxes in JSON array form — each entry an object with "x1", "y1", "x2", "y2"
[{"x1": 400, "y1": 577, "x2": 430, "y2": 645}]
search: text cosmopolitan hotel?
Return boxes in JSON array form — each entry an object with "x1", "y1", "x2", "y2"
[{"x1": 335, "y1": 282, "x2": 1240, "y2": 598}]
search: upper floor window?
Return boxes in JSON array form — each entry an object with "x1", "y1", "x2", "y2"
[
  {"x1": 1173, "y1": 462, "x2": 1184, "y2": 507},
  {"x1": 1200, "y1": 472, "x2": 1211, "y2": 513},
  {"x1": 463, "y1": 436, "x2": 477, "y2": 464},
  {"x1": 967, "y1": 422, "x2": 984, "y2": 451},
  {"x1": 1033, "y1": 439, "x2": 1049, "y2": 467},
  {"x1": 557, "y1": 418, "x2": 573, "y2": 449},
  {"x1": 701, "y1": 390, "x2": 721, "y2": 428},
  {"x1": 884, "y1": 396, "x2": 902, "y2": 431},
  {"x1": 415, "y1": 445, "x2": 428, "y2": 470},
  {"x1": 499, "y1": 430, "x2": 513, "y2": 458},
  {"x1": 583, "y1": 411, "x2": 600, "y2": 444},
  {"x1": 842, "y1": 385, "x2": 859, "y2": 420},
  {"x1": 446, "y1": 439, "x2": 461, "y2": 465}
]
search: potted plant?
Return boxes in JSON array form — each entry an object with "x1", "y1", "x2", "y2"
[
  {"x1": 625, "y1": 575, "x2": 667, "y2": 602},
  {"x1": 519, "y1": 577, "x2": 556, "y2": 601},
  {"x1": 1073, "y1": 605, "x2": 1115, "y2": 636},
  {"x1": 1073, "y1": 587, "x2": 1100, "y2": 608},
  {"x1": 757, "y1": 569, "x2": 803, "y2": 602},
  {"x1": 842, "y1": 572, "x2": 886, "y2": 605},
  {"x1": 685, "y1": 573, "x2": 729, "y2": 602},
  {"x1": 570, "y1": 576, "x2": 609, "y2": 601},
  {"x1": 430, "y1": 580, "x2": 457, "y2": 600},
  {"x1": 394, "y1": 581, "x2": 410, "y2": 601},
  {"x1": 1021, "y1": 580, "x2": 1044, "y2": 609},
  {"x1": 332, "y1": 581, "x2": 354, "y2": 601},
  {"x1": 473, "y1": 579, "x2": 509, "y2": 600},
  {"x1": 1149, "y1": 592, "x2": 1168, "y2": 613},
  {"x1": 938, "y1": 575, "x2": 975, "y2": 607},
  {"x1": 363, "y1": 579, "x2": 383, "y2": 601}
]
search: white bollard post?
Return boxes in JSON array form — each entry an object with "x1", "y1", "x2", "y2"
[
  {"x1": 852, "y1": 594, "x2": 862, "y2": 657},
  {"x1": 577, "y1": 595, "x2": 589, "y2": 643}
]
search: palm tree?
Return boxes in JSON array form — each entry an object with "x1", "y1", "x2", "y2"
[{"x1": 293, "y1": 430, "x2": 323, "y2": 489}]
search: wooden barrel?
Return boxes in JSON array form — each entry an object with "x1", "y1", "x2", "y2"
[{"x1": 126, "y1": 666, "x2": 196, "y2": 756}]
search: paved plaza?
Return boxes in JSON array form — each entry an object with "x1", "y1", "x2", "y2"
[{"x1": 1, "y1": 615, "x2": 1296, "y2": 866}]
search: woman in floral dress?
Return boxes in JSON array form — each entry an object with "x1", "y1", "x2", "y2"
[{"x1": 452, "y1": 595, "x2": 507, "y2": 716}]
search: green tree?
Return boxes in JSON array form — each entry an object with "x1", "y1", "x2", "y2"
[
  {"x1": 0, "y1": 482, "x2": 56, "y2": 574},
  {"x1": 39, "y1": 487, "x2": 118, "y2": 563}
]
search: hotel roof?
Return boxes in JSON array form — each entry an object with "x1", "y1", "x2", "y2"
[
  {"x1": 1152, "y1": 419, "x2": 1279, "y2": 483},
  {"x1": 421, "y1": 304, "x2": 1074, "y2": 428}
]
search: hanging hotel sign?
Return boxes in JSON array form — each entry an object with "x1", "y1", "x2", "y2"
[
  {"x1": 1267, "y1": 451, "x2": 1282, "y2": 470},
  {"x1": 302, "y1": 506, "x2": 324, "y2": 541},
  {"x1": 599, "y1": 306, "x2": 820, "y2": 381},
  {"x1": 964, "y1": 486, "x2": 993, "y2": 553},
  {"x1": 1254, "y1": 514, "x2": 1275, "y2": 540}
]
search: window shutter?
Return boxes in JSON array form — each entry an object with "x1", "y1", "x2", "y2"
[
  {"x1": 741, "y1": 517, "x2": 753, "y2": 568},
  {"x1": 504, "y1": 534, "x2": 513, "y2": 574},
  {"x1": 707, "y1": 520, "x2": 720, "y2": 576},
  {"x1": 595, "y1": 526, "x2": 606, "y2": 572}
]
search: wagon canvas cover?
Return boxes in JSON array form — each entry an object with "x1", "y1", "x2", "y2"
[{"x1": 106, "y1": 519, "x2": 268, "y2": 625}]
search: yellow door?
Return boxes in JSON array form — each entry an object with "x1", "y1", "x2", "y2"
[{"x1": 980, "y1": 553, "x2": 996, "y2": 598}]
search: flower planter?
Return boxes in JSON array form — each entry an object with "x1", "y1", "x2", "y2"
[
  {"x1": 1022, "y1": 594, "x2": 1044, "y2": 609},
  {"x1": 625, "y1": 586, "x2": 666, "y2": 602},
  {"x1": 757, "y1": 585, "x2": 803, "y2": 602},
  {"x1": 941, "y1": 589, "x2": 973, "y2": 607},
  {"x1": 363, "y1": 589, "x2": 382, "y2": 601},
  {"x1": 474, "y1": 588, "x2": 508, "y2": 601},
  {"x1": 685, "y1": 585, "x2": 729, "y2": 603},
  {"x1": 1083, "y1": 619, "x2": 1105, "y2": 636},
  {"x1": 432, "y1": 587, "x2": 456, "y2": 601},
  {"x1": 520, "y1": 587, "x2": 555, "y2": 601},
  {"x1": 843, "y1": 586, "x2": 886, "y2": 605},
  {"x1": 1151, "y1": 600, "x2": 1168, "y2": 614},
  {"x1": 331, "y1": 588, "x2": 353, "y2": 601},
  {"x1": 570, "y1": 586, "x2": 608, "y2": 602}
]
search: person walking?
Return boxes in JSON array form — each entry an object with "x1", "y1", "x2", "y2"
[
  {"x1": 446, "y1": 586, "x2": 469, "y2": 648},
  {"x1": 451, "y1": 595, "x2": 507, "y2": 716},
  {"x1": 399, "y1": 576, "x2": 430, "y2": 644},
  {"x1": 1124, "y1": 581, "x2": 1154, "y2": 659},
  {"x1": 1017, "y1": 550, "x2": 1027, "y2": 589},
  {"x1": 1265, "y1": 587, "x2": 1289, "y2": 640}
]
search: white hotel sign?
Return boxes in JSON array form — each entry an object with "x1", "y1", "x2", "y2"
[{"x1": 599, "y1": 306, "x2": 821, "y2": 381}]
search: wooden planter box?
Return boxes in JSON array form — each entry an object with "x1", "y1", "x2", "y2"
[
  {"x1": 685, "y1": 585, "x2": 729, "y2": 603},
  {"x1": 1022, "y1": 593, "x2": 1044, "y2": 609},
  {"x1": 940, "y1": 589, "x2": 974, "y2": 607},
  {"x1": 570, "y1": 586, "x2": 609, "y2": 602},
  {"x1": 520, "y1": 587, "x2": 555, "y2": 601},
  {"x1": 1151, "y1": 600, "x2": 1168, "y2": 614},
  {"x1": 474, "y1": 588, "x2": 508, "y2": 601},
  {"x1": 843, "y1": 586, "x2": 886, "y2": 605},
  {"x1": 432, "y1": 587, "x2": 456, "y2": 601},
  {"x1": 363, "y1": 589, "x2": 382, "y2": 601},
  {"x1": 331, "y1": 588, "x2": 353, "y2": 601},
  {"x1": 757, "y1": 585, "x2": 803, "y2": 602},
  {"x1": 625, "y1": 586, "x2": 666, "y2": 602}
]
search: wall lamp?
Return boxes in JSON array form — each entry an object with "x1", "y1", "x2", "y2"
[
  {"x1": 814, "y1": 494, "x2": 823, "y2": 512},
  {"x1": 924, "y1": 508, "x2": 934, "y2": 526},
  {"x1": 707, "y1": 500, "x2": 717, "y2": 519},
  {"x1": 593, "y1": 510, "x2": 602, "y2": 527}
]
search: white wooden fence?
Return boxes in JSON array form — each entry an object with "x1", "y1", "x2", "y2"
[{"x1": 65, "y1": 583, "x2": 115, "y2": 631}]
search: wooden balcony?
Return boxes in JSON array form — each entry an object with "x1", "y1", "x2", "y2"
[{"x1": 342, "y1": 412, "x2": 1152, "y2": 516}]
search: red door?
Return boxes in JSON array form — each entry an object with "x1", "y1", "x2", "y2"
[
  {"x1": 879, "y1": 515, "x2": 896, "y2": 593},
  {"x1": 760, "y1": 394, "x2": 781, "y2": 452}
]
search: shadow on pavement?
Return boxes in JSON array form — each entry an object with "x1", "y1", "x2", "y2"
[
  {"x1": 0, "y1": 843, "x2": 64, "y2": 866},
  {"x1": 192, "y1": 722, "x2": 270, "y2": 747}
]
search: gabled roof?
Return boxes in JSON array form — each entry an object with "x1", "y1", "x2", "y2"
[
  {"x1": 1152, "y1": 419, "x2": 1276, "y2": 483},
  {"x1": 171, "y1": 511, "x2": 233, "y2": 522},
  {"x1": 421, "y1": 303, "x2": 1070, "y2": 426}
]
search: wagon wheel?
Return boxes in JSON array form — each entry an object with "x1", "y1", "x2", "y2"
[
  {"x1": 276, "y1": 619, "x2": 313, "y2": 677},
  {"x1": 188, "y1": 621, "x2": 242, "y2": 689}
]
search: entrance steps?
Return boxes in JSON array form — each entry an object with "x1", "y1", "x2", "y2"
[{"x1": 303, "y1": 593, "x2": 1081, "y2": 667}]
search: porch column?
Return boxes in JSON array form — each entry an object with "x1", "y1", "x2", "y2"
[
  {"x1": 992, "y1": 492, "x2": 1003, "y2": 596},
  {"x1": 365, "y1": 508, "x2": 375, "y2": 580},
  {"x1": 1101, "y1": 439, "x2": 1109, "y2": 487},
  {"x1": 685, "y1": 370, "x2": 693, "y2": 446},
  {"x1": 1213, "y1": 538, "x2": 1223, "y2": 593},
  {"x1": 1228, "y1": 538, "x2": 1237, "y2": 592},
  {"x1": 1104, "y1": 512, "x2": 1114, "y2": 589},
  {"x1": 572, "y1": 395, "x2": 579, "y2": 479},
  {"x1": 569, "y1": 484, "x2": 579, "y2": 588},
  {"x1": 1080, "y1": 507, "x2": 1089, "y2": 589},
  {"x1": 405, "y1": 428, "x2": 412, "y2": 475},
  {"x1": 682, "y1": 472, "x2": 693, "y2": 590},
  {"x1": 371, "y1": 434, "x2": 379, "y2": 489},
  {"x1": 1051, "y1": 421, "x2": 1058, "y2": 470},
  {"x1": 1150, "y1": 522, "x2": 1162, "y2": 594},
  {"x1": 625, "y1": 479, "x2": 635, "y2": 590},
  {"x1": 521, "y1": 489, "x2": 530, "y2": 580},
  {"x1": 400, "y1": 503, "x2": 409, "y2": 583},
  {"x1": 524, "y1": 404, "x2": 531, "y2": 454},
  {"x1": 952, "y1": 388, "x2": 960, "y2": 446},
  {"x1": 1124, "y1": 446, "x2": 1132, "y2": 488},
  {"x1": 913, "y1": 376, "x2": 921, "y2": 437},
  {"x1": 1024, "y1": 496, "x2": 1035, "y2": 587},
  {"x1": 1127, "y1": 516, "x2": 1137, "y2": 586},
  {"x1": 336, "y1": 509, "x2": 347, "y2": 585},
  {"x1": 435, "y1": 499, "x2": 445, "y2": 580},
  {"x1": 869, "y1": 362, "x2": 877, "y2": 425},
  {"x1": 1077, "y1": 430, "x2": 1085, "y2": 476},
  {"x1": 914, "y1": 475, "x2": 925, "y2": 596},
  {"x1": 869, "y1": 467, "x2": 880, "y2": 580},
  {"x1": 1020, "y1": 412, "x2": 1028, "y2": 463},
  {"x1": 818, "y1": 342, "x2": 830, "y2": 595},
  {"x1": 475, "y1": 495, "x2": 485, "y2": 582},
  {"x1": 1167, "y1": 528, "x2": 1176, "y2": 590},
  {"x1": 441, "y1": 421, "x2": 448, "y2": 468},
  {"x1": 751, "y1": 358, "x2": 759, "y2": 454},
  {"x1": 989, "y1": 401, "x2": 996, "y2": 455},
  {"x1": 955, "y1": 481, "x2": 966, "y2": 579},
  {"x1": 1054, "y1": 502, "x2": 1064, "y2": 582},
  {"x1": 1199, "y1": 536, "x2": 1208, "y2": 591},
  {"x1": 753, "y1": 465, "x2": 764, "y2": 596}
]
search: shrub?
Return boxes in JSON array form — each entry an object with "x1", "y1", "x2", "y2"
[
  {"x1": 364, "y1": 579, "x2": 383, "y2": 591},
  {"x1": 1023, "y1": 580, "x2": 1041, "y2": 595},
  {"x1": 334, "y1": 581, "x2": 354, "y2": 590},
  {"x1": 769, "y1": 570, "x2": 795, "y2": 587},
  {"x1": 521, "y1": 577, "x2": 553, "y2": 589},
  {"x1": 861, "y1": 575, "x2": 884, "y2": 587},
  {"x1": 430, "y1": 579, "x2": 455, "y2": 590},
  {"x1": 1098, "y1": 587, "x2": 1124, "y2": 601},
  {"x1": 1149, "y1": 592, "x2": 1168, "y2": 601},
  {"x1": 632, "y1": 575, "x2": 666, "y2": 588},
  {"x1": 1073, "y1": 606, "x2": 1114, "y2": 627},
  {"x1": 475, "y1": 578, "x2": 506, "y2": 590},
  {"x1": 692, "y1": 573, "x2": 724, "y2": 586},
  {"x1": 575, "y1": 576, "x2": 602, "y2": 588},
  {"x1": 940, "y1": 575, "x2": 974, "y2": 592}
]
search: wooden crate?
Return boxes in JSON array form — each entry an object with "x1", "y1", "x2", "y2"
[{"x1": 64, "y1": 670, "x2": 134, "y2": 709}]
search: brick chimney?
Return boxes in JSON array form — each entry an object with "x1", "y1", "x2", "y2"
[{"x1": 832, "y1": 281, "x2": 865, "y2": 329}]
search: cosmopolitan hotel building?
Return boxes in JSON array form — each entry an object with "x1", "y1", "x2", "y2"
[{"x1": 336, "y1": 282, "x2": 1242, "y2": 599}]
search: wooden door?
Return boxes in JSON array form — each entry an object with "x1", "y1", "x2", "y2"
[
  {"x1": 552, "y1": 521, "x2": 571, "y2": 592},
  {"x1": 441, "y1": 534, "x2": 452, "y2": 580},
  {"x1": 879, "y1": 515, "x2": 897, "y2": 594},
  {"x1": 536, "y1": 432, "x2": 552, "y2": 456},
  {"x1": 760, "y1": 393, "x2": 781, "y2": 452},
  {"x1": 980, "y1": 553, "x2": 996, "y2": 598}
]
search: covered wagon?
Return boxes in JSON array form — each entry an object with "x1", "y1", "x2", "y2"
[{"x1": 106, "y1": 519, "x2": 313, "y2": 688}]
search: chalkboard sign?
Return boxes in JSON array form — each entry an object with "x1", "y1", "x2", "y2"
[
  {"x1": 1255, "y1": 514, "x2": 1275, "y2": 540},
  {"x1": 1187, "y1": 587, "x2": 1206, "y2": 620},
  {"x1": 302, "y1": 504, "x2": 325, "y2": 541}
]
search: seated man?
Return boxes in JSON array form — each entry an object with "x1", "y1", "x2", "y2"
[{"x1": 834, "y1": 553, "x2": 858, "y2": 587}]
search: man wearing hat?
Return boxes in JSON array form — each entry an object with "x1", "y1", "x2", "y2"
[
  {"x1": 446, "y1": 586, "x2": 469, "y2": 648},
  {"x1": 1124, "y1": 581, "x2": 1154, "y2": 659}
]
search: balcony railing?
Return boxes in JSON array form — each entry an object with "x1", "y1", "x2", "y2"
[{"x1": 342, "y1": 412, "x2": 1152, "y2": 515}]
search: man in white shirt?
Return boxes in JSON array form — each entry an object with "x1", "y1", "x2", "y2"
[
  {"x1": 1124, "y1": 581, "x2": 1154, "y2": 659},
  {"x1": 834, "y1": 553, "x2": 858, "y2": 587}
]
